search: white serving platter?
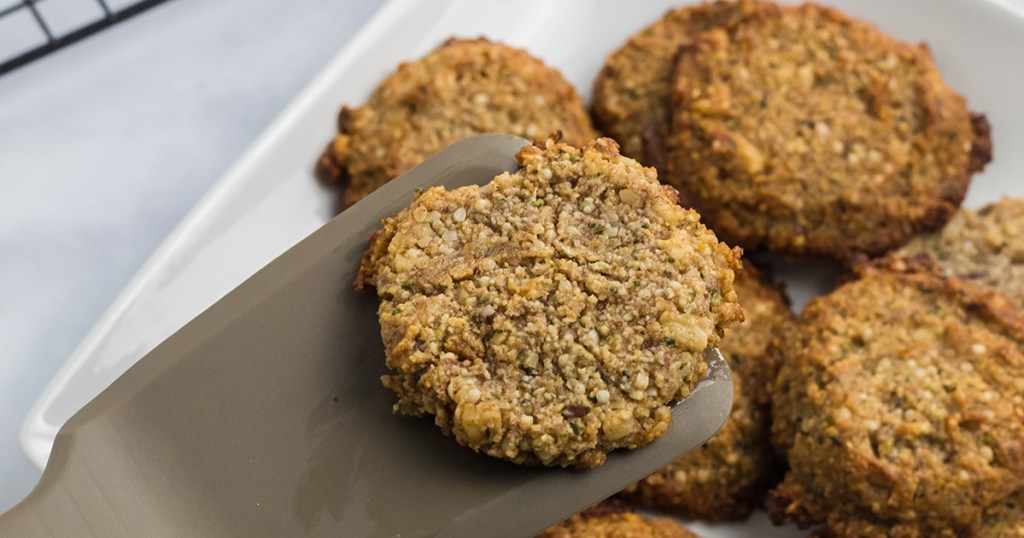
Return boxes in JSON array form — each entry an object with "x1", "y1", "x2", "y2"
[{"x1": 21, "y1": 0, "x2": 1024, "y2": 535}]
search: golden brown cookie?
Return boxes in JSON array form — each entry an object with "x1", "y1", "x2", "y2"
[
  {"x1": 769, "y1": 260, "x2": 1024, "y2": 536},
  {"x1": 591, "y1": 0, "x2": 759, "y2": 169},
  {"x1": 898, "y1": 197, "x2": 1024, "y2": 310},
  {"x1": 538, "y1": 502, "x2": 699, "y2": 538},
  {"x1": 317, "y1": 38, "x2": 596, "y2": 209},
  {"x1": 668, "y1": 2, "x2": 991, "y2": 258},
  {"x1": 357, "y1": 138, "x2": 744, "y2": 468},
  {"x1": 621, "y1": 264, "x2": 791, "y2": 521},
  {"x1": 979, "y1": 490, "x2": 1024, "y2": 538}
]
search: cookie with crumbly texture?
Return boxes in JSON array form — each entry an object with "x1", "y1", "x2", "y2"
[
  {"x1": 538, "y1": 501, "x2": 699, "y2": 538},
  {"x1": 317, "y1": 38, "x2": 596, "y2": 209},
  {"x1": 980, "y1": 490, "x2": 1024, "y2": 538},
  {"x1": 357, "y1": 138, "x2": 744, "y2": 468},
  {"x1": 898, "y1": 197, "x2": 1024, "y2": 310},
  {"x1": 621, "y1": 264, "x2": 791, "y2": 521},
  {"x1": 668, "y1": 2, "x2": 992, "y2": 258},
  {"x1": 769, "y1": 260, "x2": 1024, "y2": 536},
  {"x1": 591, "y1": 0, "x2": 760, "y2": 168}
]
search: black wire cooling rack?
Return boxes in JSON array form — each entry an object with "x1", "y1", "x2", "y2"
[{"x1": 0, "y1": 0, "x2": 171, "y2": 77}]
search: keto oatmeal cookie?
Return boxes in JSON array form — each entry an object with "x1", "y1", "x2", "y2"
[
  {"x1": 317, "y1": 37, "x2": 596, "y2": 209},
  {"x1": 897, "y1": 197, "x2": 1024, "y2": 310},
  {"x1": 622, "y1": 265, "x2": 792, "y2": 521},
  {"x1": 357, "y1": 137, "x2": 744, "y2": 468},
  {"x1": 591, "y1": 0, "x2": 760, "y2": 168},
  {"x1": 769, "y1": 260, "x2": 1024, "y2": 536},
  {"x1": 980, "y1": 490, "x2": 1024, "y2": 538},
  {"x1": 668, "y1": 2, "x2": 992, "y2": 258},
  {"x1": 538, "y1": 501, "x2": 699, "y2": 538}
]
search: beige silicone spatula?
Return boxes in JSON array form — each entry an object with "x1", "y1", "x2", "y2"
[{"x1": 0, "y1": 134, "x2": 732, "y2": 537}]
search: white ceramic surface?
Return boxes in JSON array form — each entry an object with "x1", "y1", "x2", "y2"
[{"x1": 20, "y1": 0, "x2": 1024, "y2": 534}]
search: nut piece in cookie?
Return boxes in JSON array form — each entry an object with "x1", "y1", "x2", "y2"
[
  {"x1": 621, "y1": 264, "x2": 791, "y2": 521},
  {"x1": 668, "y1": 2, "x2": 991, "y2": 258},
  {"x1": 769, "y1": 262, "x2": 1024, "y2": 536},
  {"x1": 897, "y1": 197, "x2": 1024, "y2": 310},
  {"x1": 317, "y1": 37, "x2": 597, "y2": 210},
  {"x1": 538, "y1": 501, "x2": 700, "y2": 538},
  {"x1": 591, "y1": 0, "x2": 760, "y2": 169},
  {"x1": 358, "y1": 138, "x2": 743, "y2": 468}
]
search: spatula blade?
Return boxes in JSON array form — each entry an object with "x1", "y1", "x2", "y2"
[{"x1": 0, "y1": 134, "x2": 732, "y2": 537}]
